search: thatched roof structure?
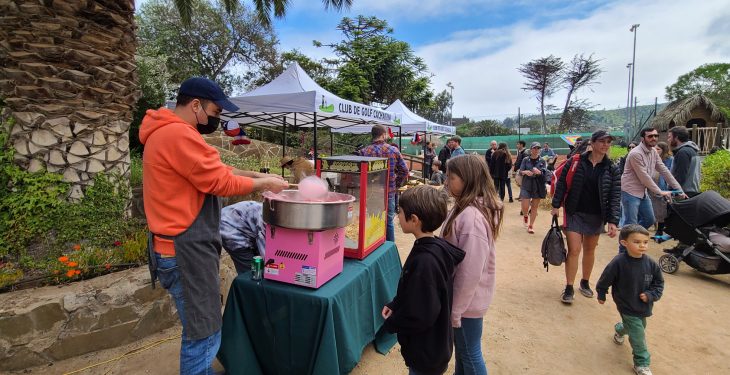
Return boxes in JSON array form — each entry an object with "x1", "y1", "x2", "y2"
[{"x1": 651, "y1": 94, "x2": 726, "y2": 131}]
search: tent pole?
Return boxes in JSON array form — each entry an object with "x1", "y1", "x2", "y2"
[
  {"x1": 282, "y1": 116, "x2": 287, "y2": 176},
  {"x1": 397, "y1": 125, "x2": 402, "y2": 150},
  {"x1": 330, "y1": 131, "x2": 334, "y2": 156},
  {"x1": 422, "y1": 131, "x2": 427, "y2": 182},
  {"x1": 313, "y1": 112, "x2": 318, "y2": 163}
]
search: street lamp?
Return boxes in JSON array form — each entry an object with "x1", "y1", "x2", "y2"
[
  {"x1": 629, "y1": 24, "x2": 639, "y2": 129},
  {"x1": 446, "y1": 82, "x2": 454, "y2": 126},
  {"x1": 624, "y1": 63, "x2": 632, "y2": 142}
]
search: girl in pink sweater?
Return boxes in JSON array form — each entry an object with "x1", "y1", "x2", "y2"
[{"x1": 442, "y1": 155, "x2": 504, "y2": 375}]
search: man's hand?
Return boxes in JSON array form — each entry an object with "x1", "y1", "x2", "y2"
[
  {"x1": 523, "y1": 170, "x2": 534, "y2": 177},
  {"x1": 639, "y1": 293, "x2": 648, "y2": 303},
  {"x1": 381, "y1": 306, "x2": 392, "y2": 319},
  {"x1": 678, "y1": 192, "x2": 688, "y2": 199},
  {"x1": 598, "y1": 299, "x2": 605, "y2": 305},
  {"x1": 253, "y1": 177, "x2": 288, "y2": 193},
  {"x1": 659, "y1": 191, "x2": 673, "y2": 202},
  {"x1": 551, "y1": 207, "x2": 559, "y2": 217},
  {"x1": 532, "y1": 167, "x2": 542, "y2": 175},
  {"x1": 607, "y1": 223, "x2": 618, "y2": 238}
]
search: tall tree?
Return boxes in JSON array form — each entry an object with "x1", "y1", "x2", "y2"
[
  {"x1": 559, "y1": 54, "x2": 601, "y2": 131},
  {"x1": 665, "y1": 63, "x2": 730, "y2": 117},
  {"x1": 174, "y1": 0, "x2": 353, "y2": 27},
  {"x1": 518, "y1": 55, "x2": 564, "y2": 134},
  {"x1": 137, "y1": 0, "x2": 279, "y2": 94},
  {"x1": 314, "y1": 16, "x2": 431, "y2": 108}
]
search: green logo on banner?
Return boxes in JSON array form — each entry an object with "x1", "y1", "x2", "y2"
[{"x1": 319, "y1": 96, "x2": 334, "y2": 113}]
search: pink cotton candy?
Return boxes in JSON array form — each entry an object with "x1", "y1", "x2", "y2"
[{"x1": 297, "y1": 176, "x2": 329, "y2": 201}]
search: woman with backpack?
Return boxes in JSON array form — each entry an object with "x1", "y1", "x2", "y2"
[
  {"x1": 551, "y1": 130, "x2": 621, "y2": 304},
  {"x1": 518, "y1": 142, "x2": 548, "y2": 234}
]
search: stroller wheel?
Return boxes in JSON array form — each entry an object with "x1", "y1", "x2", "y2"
[{"x1": 659, "y1": 254, "x2": 679, "y2": 274}]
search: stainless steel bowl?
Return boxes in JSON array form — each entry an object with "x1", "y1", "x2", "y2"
[{"x1": 262, "y1": 190, "x2": 356, "y2": 230}]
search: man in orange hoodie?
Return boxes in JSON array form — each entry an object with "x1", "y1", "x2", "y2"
[{"x1": 140, "y1": 77, "x2": 287, "y2": 374}]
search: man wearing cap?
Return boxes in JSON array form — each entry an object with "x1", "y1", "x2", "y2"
[
  {"x1": 139, "y1": 77, "x2": 288, "y2": 373},
  {"x1": 551, "y1": 130, "x2": 621, "y2": 304},
  {"x1": 620, "y1": 127, "x2": 686, "y2": 240}
]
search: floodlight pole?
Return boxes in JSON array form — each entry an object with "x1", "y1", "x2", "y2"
[
  {"x1": 629, "y1": 24, "x2": 639, "y2": 130},
  {"x1": 447, "y1": 82, "x2": 454, "y2": 126}
]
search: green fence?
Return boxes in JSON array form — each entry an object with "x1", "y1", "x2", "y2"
[{"x1": 397, "y1": 132, "x2": 625, "y2": 156}]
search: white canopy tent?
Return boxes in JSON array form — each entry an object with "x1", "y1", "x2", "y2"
[
  {"x1": 331, "y1": 99, "x2": 455, "y2": 135},
  {"x1": 223, "y1": 62, "x2": 399, "y2": 130}
]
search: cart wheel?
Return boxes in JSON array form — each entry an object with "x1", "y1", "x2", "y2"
[{"x1": 659, "y1": 254, "x2": 679, "y2": 274}]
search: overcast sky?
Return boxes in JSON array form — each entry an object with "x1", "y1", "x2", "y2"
[{"x1": 136, "y1": 0, "x2": 730, "y2": 119}]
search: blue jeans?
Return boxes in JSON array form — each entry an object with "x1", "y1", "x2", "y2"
[
  {"x1": 453, "y1": 317, "x2": 487, "y2": 375},
  {"x1": 619, "y1": 191, "x2": 655, "y2": 253},
  {"x1": 155, "y1": 254, "x2": 221, "y2": 375},
  {"x1": 387, "y1": 194, "x2": 396, "y2": 242}
]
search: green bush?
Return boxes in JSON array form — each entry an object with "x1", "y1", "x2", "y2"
[
  {"x1": 609, "y1": 145, "x2": 628, "y2": 161},
  {"x1": 701, "y1": 149, "x2": 730, "y2": 198},
  {"x1": 1, "y1": 110, "x2": 145, "y2": 277},
  {"x1": 130, "y1": 153, "x2": 143, "y2": 188}
]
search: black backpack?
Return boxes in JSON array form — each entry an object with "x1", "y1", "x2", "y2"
[{"x1": 541, "y1": 215, "x2": 566, "y2": 271}]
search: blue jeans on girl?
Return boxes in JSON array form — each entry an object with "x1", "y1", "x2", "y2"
[{"x1": 453, "y1": 317, "x2": 488, "y2": 375}]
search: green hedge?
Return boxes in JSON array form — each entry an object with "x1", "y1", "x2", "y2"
[{"x1": 701, "y1": 149, "x2": 730, "y2": 199}]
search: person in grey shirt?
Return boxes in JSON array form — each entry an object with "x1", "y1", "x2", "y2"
[{"x1": 667, "y1": 126, "x2": 701, "y2": 196}]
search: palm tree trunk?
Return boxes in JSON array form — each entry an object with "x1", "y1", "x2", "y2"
[{"x1": 0, "y1": 0, "x2": 139, "y2": 200}]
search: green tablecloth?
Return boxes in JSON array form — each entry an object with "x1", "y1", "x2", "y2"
[{"x1": 218, "y1": 241, "x2": 402, "y2": 375}]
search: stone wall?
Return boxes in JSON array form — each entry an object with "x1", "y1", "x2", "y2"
[
  {"x1": 0, "y1": 256, "x2": 238, "y2": 372},
  {"x1": 0, "y1": 0, "x2": 139, "y2": 199}
]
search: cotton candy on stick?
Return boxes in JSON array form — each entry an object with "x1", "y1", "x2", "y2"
[{"x1": 297, "y1": 176, "x2": 328, "y2": 201}]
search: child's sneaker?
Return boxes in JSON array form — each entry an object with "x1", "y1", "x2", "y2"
[
  {"x1": 560, "y1": 286, "x2": 574, "y2": 304},
  {"x1": 633, "y1": 366, "x2": 652, "y2": 375},
  {"x1": 613, "y1": 332, "x2": 625, "y2": 345},
  {"x1": 527, "y1": 226, "x2": 535, "y2": 234}
]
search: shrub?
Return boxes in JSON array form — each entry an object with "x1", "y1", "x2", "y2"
[
  {"x1": 609, "y1": 145, "x2": 628, "y2": 161},
  {"x1": 701, "y1": 149, "x2": 730, "y2": 198}
]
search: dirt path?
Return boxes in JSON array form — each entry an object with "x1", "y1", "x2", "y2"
[{"x1": 14, "y1": 190, "x2": 730, "y2": 374}]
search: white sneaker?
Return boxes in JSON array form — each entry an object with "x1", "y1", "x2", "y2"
[
  {"x1": 613, "y1": 332, "x2": 625, "y2": 345},
  {"x1": 633, "y1": 366, "x2": 652, "y2": 375}
]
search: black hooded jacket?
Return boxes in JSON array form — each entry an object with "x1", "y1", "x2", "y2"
[
  {"x1": 552, "y1": 152, "x2": 621, "y2": 225},
  {"x1": 384, "y1": 237, "x2": 466, "y2": 374}
]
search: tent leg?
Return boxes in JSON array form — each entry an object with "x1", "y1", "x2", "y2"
[
  {"x1": 282, "y1": 116, "x2": 287, "y2": 176},
  {"x1": 313, "y1": 113, "x2": 318, "y2": 163},
  {"x1": 330, "y1": 131, "x2": 334, "y2": 156}
]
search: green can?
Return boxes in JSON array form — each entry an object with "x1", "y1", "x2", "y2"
[{"x1": 251, "y1": 256, "x2": 263, "y2": 280}]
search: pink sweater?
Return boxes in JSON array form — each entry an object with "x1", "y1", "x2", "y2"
[{"x1": 442, "y1": 205, "x2": 497, "y2": 327}]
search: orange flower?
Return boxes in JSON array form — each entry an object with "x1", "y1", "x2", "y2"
[
  {"x1": 72, "y1": 244, "x2": 81, "y2": 251},
  {"x1": 105, "y1": 263, "x2": 111, "y2": 270},
  {"x1": 58, "y1": 256, "x2": 69, "y2": 263},
  {"x1": 66, "y1": 270, "x2": 75, "y2": 278},
  {"x1": 67, "y1": 261, "x2": 78, "y2": 268},
  {"x1": 74, "y1": 269, "x2": 81, "y2": 275}
]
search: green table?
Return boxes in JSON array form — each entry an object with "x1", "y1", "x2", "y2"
[{"x1": 218, "y1": 241, "x2": 402, "y2": 375}]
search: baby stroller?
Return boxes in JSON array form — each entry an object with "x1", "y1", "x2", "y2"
[{"x1": 659, "y1": 191, "x2": 730, "y2": 275}]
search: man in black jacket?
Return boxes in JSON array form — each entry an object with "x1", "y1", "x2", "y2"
[
  {"x1": 484, "y1": 140, "x2": 497, "y2": 170},
  {"x1": 437, "y1": 139, "x2": 453, "y2": 173},
  {"x1": 668, "y1": 126, "x2": 701, "y2": 196},
  {"x1": 382, "y1": 186, "x2": 465, "y2": 375}
]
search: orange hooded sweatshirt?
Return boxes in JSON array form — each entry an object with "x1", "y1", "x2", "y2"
[{"x1": 139, "y1": 108, "x2": 253, "y2": 255}]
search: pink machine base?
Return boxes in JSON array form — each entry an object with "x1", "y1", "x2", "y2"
[{"x1": 263, "y1": 225, "x2": 345, "y2": 288}]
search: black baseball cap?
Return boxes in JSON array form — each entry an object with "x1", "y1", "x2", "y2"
[
  {"x1": 178, "y1": 77, "x2": 239, "y2": 112},
  {"x1": 590, "y1": 130, "x2": 615, "y2": 143}
]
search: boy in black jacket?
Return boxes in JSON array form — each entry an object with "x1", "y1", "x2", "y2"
[
  {"x1": 382, "y1": 186, "x2": 465, "y2": 375},
  {"x1": 596, "y1": 224, "x2": 664, "y2": 375}
]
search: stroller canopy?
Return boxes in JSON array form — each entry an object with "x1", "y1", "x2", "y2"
[{"x1": 671, "y1": 191, "x2": 730, "y2": 228}]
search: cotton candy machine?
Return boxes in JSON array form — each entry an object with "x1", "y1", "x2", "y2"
[{"x1": 261, "y1": 190, "x2": 355, "y2": 288}]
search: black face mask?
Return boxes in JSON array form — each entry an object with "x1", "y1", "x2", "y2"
[{"x1": 194, "y1": 107, "x2": 220, "y2": 134}]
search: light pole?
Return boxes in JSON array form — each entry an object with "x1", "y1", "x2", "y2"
[
  {"x1": 629, "y1": 24, "x2": 639, "y2": 130},
  {"x1": 625, "y1": 63, "x2": 632, "y2": 142},
  {"x1": 446, "y1": 82, "x2": 454, "y2": 126}
]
